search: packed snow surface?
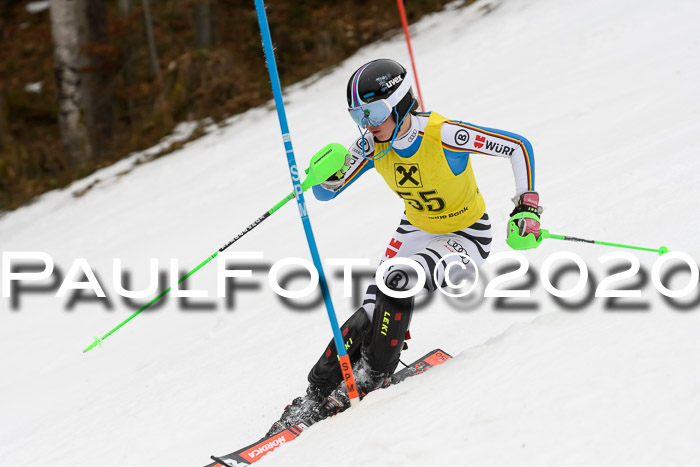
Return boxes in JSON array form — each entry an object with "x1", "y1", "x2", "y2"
[{"x1": 2, "y1": 0, "x2": 699, "y2": 465}]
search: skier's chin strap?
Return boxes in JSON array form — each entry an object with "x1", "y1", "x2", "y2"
[{"x1": 357, "y1": 98, "x2": 415, "y2": 162}]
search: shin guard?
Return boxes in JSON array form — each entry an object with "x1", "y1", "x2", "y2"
[
  {"x1": 307, "y1": 307, "x2": 370, "y2": 396},
  {"x1": 364, "y1": 289, "x2": 414, "y2": 375}
]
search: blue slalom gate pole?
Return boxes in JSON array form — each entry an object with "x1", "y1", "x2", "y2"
[{"x1": 253, "y1": 0, "x2": 360, "y2": 405}]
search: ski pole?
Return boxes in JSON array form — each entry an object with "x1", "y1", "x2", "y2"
[
  {"x1": 541, "y1": 229, "x2": 670, "y2": 256},
  {"x1": 82, "y1": 143, "x2": 348, "y2": 353},
  {"x1": 254, "y1": 0, "x2": 361, "y2": 406}
]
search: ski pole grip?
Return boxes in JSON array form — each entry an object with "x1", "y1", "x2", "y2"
[{"x1": 302, "y1": 143, "x2": 348, "y2": 190}]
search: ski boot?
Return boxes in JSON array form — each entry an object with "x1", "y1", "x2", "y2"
[
  {"x1": 265, "y1": 385, "x2": 328, "y2": 437},
  {"x1": 322, "y1": 356, "x2": 394, "y2": 415}
]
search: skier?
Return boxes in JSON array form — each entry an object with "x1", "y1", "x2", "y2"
[{"x1": 267, "y1": 58, "x2": 541, "y2": 435}]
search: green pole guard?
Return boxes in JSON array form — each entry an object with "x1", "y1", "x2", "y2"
[{"x1": 506, "y1": 212, "x2": 543, "y2": 250}]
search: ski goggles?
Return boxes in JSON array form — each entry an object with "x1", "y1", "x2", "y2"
[
  {"x1": 348, "y1": 100, "x2": 394, "y2": 127},
  {"x1": 347, "y1": 76, "x2": 412, "y2": 127}
]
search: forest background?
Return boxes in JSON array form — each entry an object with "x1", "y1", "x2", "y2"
[{"x1": 0, "y1": 0, "x2": 462, "y2": 212}]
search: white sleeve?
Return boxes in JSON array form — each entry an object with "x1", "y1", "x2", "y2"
[{"x1": 441, "y1": 121, "x2": 535, "y2": 199}]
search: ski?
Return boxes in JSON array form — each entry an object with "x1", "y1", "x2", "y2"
[
  {"x1": 203, "y1": 348, "x2": 451, "y2": 467},
  {"x1": 391, "y1": 348, "x2": 451, "y2": 385}
]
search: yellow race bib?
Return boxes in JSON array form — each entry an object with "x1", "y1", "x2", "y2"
[{"x1": 374, "y1": 112, "x2": 485, "y2": 233}]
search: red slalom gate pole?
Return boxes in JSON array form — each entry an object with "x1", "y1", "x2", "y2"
[{"x1": 396, "y1": 0, "x2": 425, "y2": 110}]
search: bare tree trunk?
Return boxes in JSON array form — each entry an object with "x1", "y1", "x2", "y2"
[
  {"x1": 117, "y1": 0, "x2": 135, "y2": 19},
  {"x1": 49, "y1": 0, "x2": 115, "y2": 167},
  {"x1": 49, "y1": 0, "x2": 93, "y2": 168},
  {"x1": 193, "y1": 0, "x2": 219, "y2": 49},
  {"x1": 117, "y1": 0, "x2": 138, "y2": 84},
  {"x1": 141, "y1": 0, "x2": 161, "y2": 83},
  {"x1": 84, "y1": 0, "x2": 114, "y2": 159},
  {"x1": 117, "y1": 0, "x2": 139, "y2": 124},
  {"x1": 0, "y1": 92, "x2": 10, "y2": 153}
]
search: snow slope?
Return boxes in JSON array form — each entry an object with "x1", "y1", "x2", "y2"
[{"x1": 1, "y1": 0, "x2": 699, "y2": 465}]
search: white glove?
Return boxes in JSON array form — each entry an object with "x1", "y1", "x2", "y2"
[
  {"x1": 320, "y1": 154, "x2": 354, "y2": 192},
  {"x1": 509, "y1": 191, "x2": 543, "y2": 239}
]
